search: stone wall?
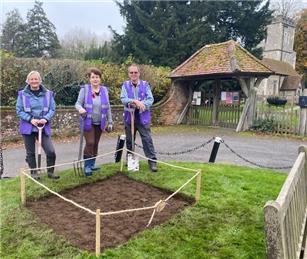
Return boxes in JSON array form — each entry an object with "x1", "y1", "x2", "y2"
[
  {"x1": 1, "y1": 82, "x2": 191, "y2": 141},
  {"x1": 1, "y1": 106, "x2": 126, "y2": 141}
]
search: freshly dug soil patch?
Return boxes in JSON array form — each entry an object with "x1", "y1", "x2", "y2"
[{"x1": 27, "y1": 173, "x2": 194, "y2": 252}]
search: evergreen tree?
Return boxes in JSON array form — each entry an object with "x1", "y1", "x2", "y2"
[
  {"x1": 22, "y1": 1, "x2": 60, "y2": 57},
  {"x1": 111, "y1": 0, "x2": 273, "y2": 67},
  {"x1": 0, "y1": 9, "x2": 25, "y2": 55},
  {"x1": 84, "y1": 41, "x2": 112, "y2": 61}
]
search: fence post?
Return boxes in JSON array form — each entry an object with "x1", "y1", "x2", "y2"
[
  {"x1": 299, "y1": 107, "x2": 307, "y2": 136},
  {"x1": 96, "y1": 209, "x2": 101, "y2": 256},
  {"x1": 299, "y1": 89, "x2": 307, "y2": 136},
  {"x1": 20, "y1": 169, "x2": 26, "y2": 206},
  {"x1": 298, "y1": 146, "x2": 307, "y2": 175},
  {"x1": 264, "y1": 201, "x2": 285, "y2": 259}
]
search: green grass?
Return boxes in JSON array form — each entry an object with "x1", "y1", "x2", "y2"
[{"x1": 0, "y1": 162, "x2": 286, "y2": 259}]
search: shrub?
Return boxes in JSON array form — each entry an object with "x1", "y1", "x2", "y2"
[
  {"x1": 0, "y1": 56, "x2": 171, "y2": 106},
  {"x1": 251, "y1": 118, "x2": 277, "y2": 132}
]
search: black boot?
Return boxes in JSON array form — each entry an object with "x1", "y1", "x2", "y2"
[
  {"x1": 148, "y1": 160, "x2": 158, "y2": 172},
  {"x1": 31, "y1": 169, "x2": 40, "y2": 180},
  {"x1": 47, "y1": 170, "x2": 60, "y2": 179},
  {"x1": 26, "y1": 155, "x2": 40, "y2": 180},
  {"x1": 47, "y1": 154, "x2": 59, "y2": 179}
]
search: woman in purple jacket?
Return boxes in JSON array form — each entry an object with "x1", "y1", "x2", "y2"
[
  {"x1": 75, "y1": 68, "x2": 113, "y2": 176},
  {"x1": 16, "y1": 71, "x2": 59, "y2": 180}
]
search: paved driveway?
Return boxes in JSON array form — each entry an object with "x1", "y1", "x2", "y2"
[{"x1": 2, "y1": 126, "x2": 306, "y2": 178}]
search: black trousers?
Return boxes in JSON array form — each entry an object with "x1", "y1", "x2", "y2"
[
  {"x1": 22, "y1": 132, "x2": 56, "y2": 172},
  {"x1": 125, "y1": 122, "x2": 157, "y2": 161}
]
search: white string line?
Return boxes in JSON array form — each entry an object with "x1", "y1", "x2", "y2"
[
  {"x1": 165, "y1": 171, "x2": 200, "y2": 202},
  {"x1": 21, "y1": 170, "x2": 96, "y2": 215},
  {"x1": 146, "y1": 200, "x2": 164, "y2": 228},
  {"x1": 24, "y1": 148, "x2": 124, "y2": 172},
  {"x1": 21, "y1": 149, "x2": 201, "y2": 219},
  {"x1": 126, "y1": 149, "x2": 199, "y2": 173},
  {"x1": 147, "y1": 209, "x2": 157, "y2": 227},
  {"x1": 101, "y1": 170, "x2": 200, "y2": 216},
  {"x1": 101, "y1": 204, "x2": 157, "y2": 216}
]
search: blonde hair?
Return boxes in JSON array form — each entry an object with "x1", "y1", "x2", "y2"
[{"x1": 26, "y1": 71, "x2": 42, "y2": 84}]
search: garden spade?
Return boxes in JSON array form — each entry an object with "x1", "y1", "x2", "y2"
[
  {"x1": 127, "y1": 106, "x2": 139, "y2": 171},
  {"x1": 36, "y1": 123, "x2": 45, "y2": 173}
]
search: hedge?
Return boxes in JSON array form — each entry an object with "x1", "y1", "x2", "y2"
[{"x1": 0, "y1": 55, "x2": 171, "y2": 106}]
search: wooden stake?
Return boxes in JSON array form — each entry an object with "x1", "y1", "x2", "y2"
[
  {"x1": 20, "y1": 169, "x2": 26, "y2": 205},
  {"x1": 195, "y1": 170, "x2": 202, "y2": 202},
  {"x1": 120, "y1": 150, "x2": 124, "y2": 172},
  {"x1": 95, "y1": 209, "x2": 101, "y2": 256}
]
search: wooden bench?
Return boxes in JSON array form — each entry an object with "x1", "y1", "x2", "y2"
[{"x1": 264, "y1": 146, "x2": 307, "y2": 259}]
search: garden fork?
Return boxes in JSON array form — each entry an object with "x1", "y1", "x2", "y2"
[{"x1": 74, "y1": 114, "x2": 86, "y2": 177}]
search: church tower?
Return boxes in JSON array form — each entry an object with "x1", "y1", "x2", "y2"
[{"x1": 263, "y1": 15, "x2": 296, "y2": 68}]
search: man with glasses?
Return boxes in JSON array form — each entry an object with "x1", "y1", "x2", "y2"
[{"x1": 120, "y1": 64, "x2": 158, "y2": 172}]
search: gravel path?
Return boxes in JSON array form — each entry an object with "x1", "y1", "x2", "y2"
[{"x1": 2, "y1": 126, "x2": 305, "y2": 178}]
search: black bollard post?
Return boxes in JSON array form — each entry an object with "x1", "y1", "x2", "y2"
[
  {"x1": 115, "y1": 135, "x2": 126, "y2": 163},
  {"x1": 209, "y1": 137, "x2": 222, "y2": 163}
]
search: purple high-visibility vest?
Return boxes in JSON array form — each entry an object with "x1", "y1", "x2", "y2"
[
  {"x1": 82, "y1": 84, "x2": 109, "y2": 131},
  {"x1": 123, "y1": 80, "x2": 151, "y2": 125},
  {"x1": 18, "y1": 89, "x2": 52, "y2": 136}
]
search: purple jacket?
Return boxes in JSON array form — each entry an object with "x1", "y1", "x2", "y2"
[
  {"x1": 123, "y1": 80, "x2": 151, "y2": 125},
  {"x1": 16, "y1": 85, "x2": 54, "y2": 136},
  {"x1": 82, "y1": 84, "x2": 110, "y2": 131}
]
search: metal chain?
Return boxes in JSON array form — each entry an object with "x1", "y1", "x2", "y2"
[
  {"x1": 135, "y1": 137, "x2": 214, "y2": 156},
  {"x1": 0, "y1": 146, "x2": 4, "y2": 177},
  {"x1": 222, "y1": 141, "x2": 292, "y2": 170}
]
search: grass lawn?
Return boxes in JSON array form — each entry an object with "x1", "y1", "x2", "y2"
[{"x1": 0, "y1": 161, "x2": 286, "y2": 259}]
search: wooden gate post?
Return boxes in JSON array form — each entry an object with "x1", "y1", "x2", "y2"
[
  {"x1": 299, "y1": 89, "x2": 307, "y2": 136},
  {"x1": 264, "y1": 201, "x2": 285, "y2": 259},
  {"x1": 212, "y1": 79, "x2": 221, "y2": 125}
]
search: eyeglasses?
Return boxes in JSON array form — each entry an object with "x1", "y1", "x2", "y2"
[{"x1": 129, "y1": 71, "x2": 138, "y2": 74}]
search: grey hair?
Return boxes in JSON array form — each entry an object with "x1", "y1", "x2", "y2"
[
  {"x1": 128, "y1": 64, "x2": 140, "y2": 72},
  {"x1": 26, "y1": 71, "x2": 42, "y2": 84}
]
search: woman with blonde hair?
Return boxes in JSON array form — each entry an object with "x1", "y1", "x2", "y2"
[{"x1": 16, "y1": 71, "x2": 59, "y2": 180}]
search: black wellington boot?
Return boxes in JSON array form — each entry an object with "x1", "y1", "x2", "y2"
[
  {"x1": 47, "y1": 155, "x2": 59, "y2": 179},
  {"x1": 26, "y1": 155, "x2": 40, "y2": 180}
]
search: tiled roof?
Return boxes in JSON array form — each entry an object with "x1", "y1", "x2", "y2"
[
  {"x1": 280, "y1": 75, "x2": 302, "y2": 91},
  {"x1": 170, "y1": 40, "x2": 273, "y2": 78},
  {"x1": 261, "y1": 58, "x2": 300, "y2": 76}
]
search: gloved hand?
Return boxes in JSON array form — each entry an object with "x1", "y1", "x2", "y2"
[{"x1": 106, "y1": 124, "x2": 113, "y2": 133}]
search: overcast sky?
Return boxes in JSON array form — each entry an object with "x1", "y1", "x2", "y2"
[
  {"x1": 1, "y1": 0, "x2": 306, "y2": 41},
  {"x1": 1, "y1": 0, "x2": 125, "y2": 40}
]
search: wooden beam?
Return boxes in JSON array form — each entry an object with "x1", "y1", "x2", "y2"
[
  {"x1": 212, "y1": 79, "x2": 221, "y2": 125},
  {"x1": 237, "y1": 77, "x2": 249, "y2": 97}
]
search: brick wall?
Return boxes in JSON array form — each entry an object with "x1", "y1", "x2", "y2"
[{"x1": 159, "y1": 80, "x2": 190, "y2": 125}]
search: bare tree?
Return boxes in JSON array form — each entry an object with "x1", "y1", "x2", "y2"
[
  {"x1": 59, "y1": 27, "x2": 111, "y2": 59},
  {"x1": 271, "y1": 0, "x2": 304, "y2": 19}
]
